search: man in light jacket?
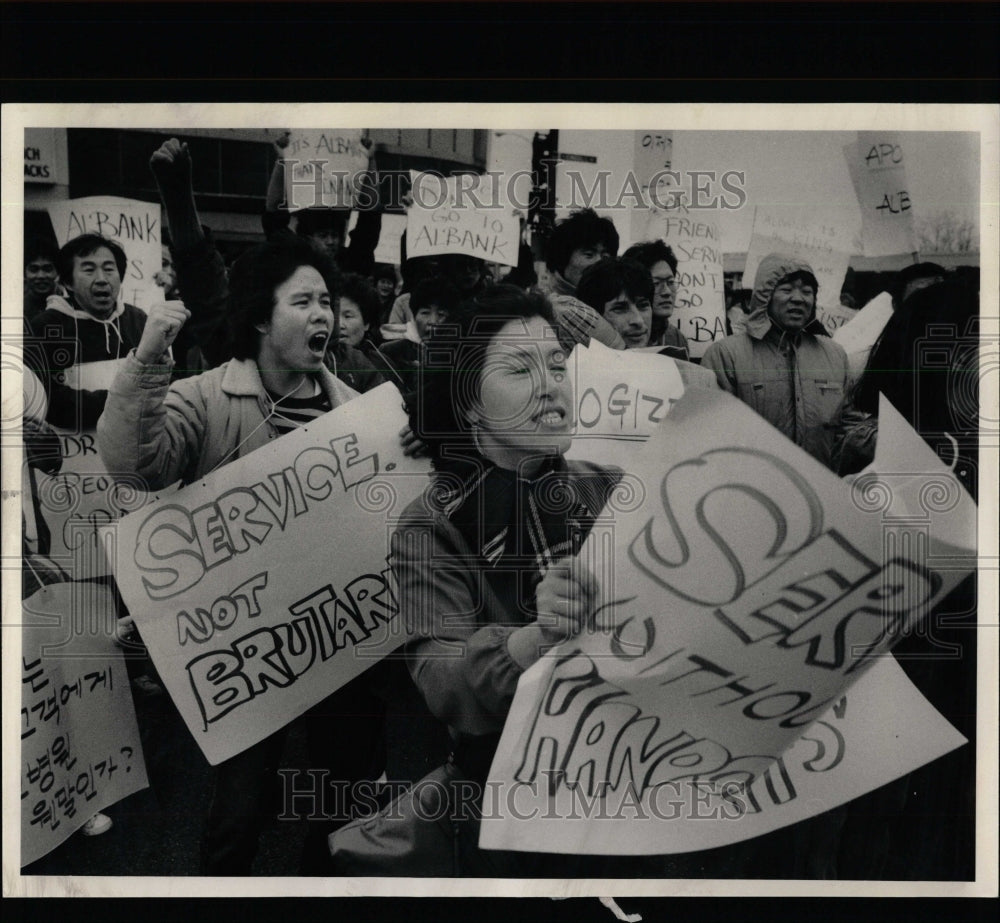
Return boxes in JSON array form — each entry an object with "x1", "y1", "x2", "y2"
[
  {"x1": 701, "y1": 253, "x2": 851, "y2": 470},
  {"x1": 98, "y1": 236, "x2": 388, "y2": 875}
]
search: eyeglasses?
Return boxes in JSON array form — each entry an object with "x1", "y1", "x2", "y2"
[{"x1": 652, "y1": 276, "x2": 679, "y2": 290}]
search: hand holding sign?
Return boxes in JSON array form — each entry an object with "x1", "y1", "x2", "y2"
[
  {"x1": 535, "y1": 556, "x2": 600, "y2": 646},
  {"x1": 135, "y1": 300, "x2": 189, "y2": 365}
]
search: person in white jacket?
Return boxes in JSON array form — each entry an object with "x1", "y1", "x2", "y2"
[{"x1": 98, "y1": 235, "x2": 388, "y2": 875}]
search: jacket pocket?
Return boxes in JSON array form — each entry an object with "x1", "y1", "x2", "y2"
[{"x1": 813, "y1": 379, "x2": 845, "y2": 422}]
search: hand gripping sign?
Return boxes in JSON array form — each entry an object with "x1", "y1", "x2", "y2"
[
  {"x1": 481, "y1": 389, "x2": 974, "y2": 855},
  {"x1": 104, "y1": 384, "x2": 431, "y2": 765}
]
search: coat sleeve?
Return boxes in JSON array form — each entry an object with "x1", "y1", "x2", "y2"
[
  {"x1": 170, "y1": 238, "x2": 232, "y2": 370},
  {"x1": 391, "y1": 507, "x2": 525, "y2": 736},
  {"x1": 700, "y1": 340, "x2": 737, "y2": 394},
  {"x1": 96, "y1": 353, "x2": 206, "y2": 490}
]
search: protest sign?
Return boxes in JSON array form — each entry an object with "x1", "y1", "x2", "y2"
[
  {"x1": 481, "y1": 388, "x2": 974, "y2": 854},
  {"x1": 284, "y1": 129, "x2": 370, "y2": 211},
  {"x1": 32, "y1": 360, "x2": 160, "y2": 580},
  {"x1": 627, "y1": 131, "x2": 676, "y2": 245},
  {"x1": 106, "y1": 384, "x2": 432, "y2": 765},
  {"x1": 565, "y1": 341, "x2": 685, "y2": 467},
  {"x1": 46, "y1": 196, "x2": 163, "y2": 310},
  {"x1": 833, "y1": 290, "x2": 894, "y2": 379},
  {"x1": 372, "y1": 213, "x2": 407, "y2": 266},
  {"x1": 406, "y1": 170, "x2": 520, "y2": 267},
  {"x1": 844, "y1": 132, "x2": 919, "y2": 258},
  {"x1": 20, "y1": 581, "x2": 148, "y2": 867},
  {"x1": 742, "y1": 205, "x2": 854, "y2": 317},
  {"x1": 816, "y1": 302, "x2": 858, "y2": 336},
  {"x1": 632, "y1": 131, "x2": 673, "y2": 199}
]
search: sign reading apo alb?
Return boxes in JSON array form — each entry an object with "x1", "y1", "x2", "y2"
[
  {"x1": 106, "y1": 384, "x2": 431, "y2": 764},
  {"x1": 844, "y1": 132, "x2": 919, "y2": 258}
]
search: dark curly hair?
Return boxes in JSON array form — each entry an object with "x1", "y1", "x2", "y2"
[
  {"x1": 575, "y1": 258, "x2": 653, "y2": 315},
  {"x1": 621, "y1": 239, "x2": 678, "y2": 275},
  {"x1": 410, "y1": 284, "x2": 558, "y2": 473},
  {"x1": 228, "y1": 237, "x2": 338, "y2": 360},
  {"x1": 544, "y1": 208, "x2": 619, "y2": 276}
]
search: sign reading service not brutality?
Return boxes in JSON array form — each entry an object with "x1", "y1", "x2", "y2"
[
  {"x1": 21, "y1": 582, "x2": 149, "y2": 867},
  {"x1": 46, "y1": 196, "x2": 163, "y2": 311},
  {"x1": 106, "y1": 384, "x2": 432, "y2": 764},
  {"x1": 481, "y1": 388, "x2": 974, "y2": 854},
  {"x1": 406, "y1": 170, "x2": 520, "y2": 267}
]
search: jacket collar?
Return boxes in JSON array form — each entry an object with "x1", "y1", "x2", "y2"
[
  {"x1": 45, "y1": 292, "x2": 125, "y2": 325},
  {"x1": 220, "y1": 357, "x2": 341, "y2": 401},
  {"x1": 550, "y1": 271, "x2": 577, "y2": 298}
]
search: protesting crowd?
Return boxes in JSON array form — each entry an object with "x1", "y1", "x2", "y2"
[{"x1": 18, "y1": 131, "x2": 979, "y2": 881}]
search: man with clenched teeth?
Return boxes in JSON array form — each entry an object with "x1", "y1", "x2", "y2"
[{"x1": 98, "y1": 235, "x2": 390, "y2": 875}]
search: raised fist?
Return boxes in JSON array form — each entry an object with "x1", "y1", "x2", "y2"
[
  {"x1": 149, "y1": 138, "x2": 193, "y2": 194},
  {"x1": 134, "y1": 300, "x2": 190, "y2": 365}
]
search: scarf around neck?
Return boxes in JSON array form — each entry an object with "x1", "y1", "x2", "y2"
[{"x1": 439, "y1": 454, "x2": 613, "y2": 618}]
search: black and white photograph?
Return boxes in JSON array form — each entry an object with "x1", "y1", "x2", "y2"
[{"x1": 2, "y1": 99, "x2": 996, "y2": 912}]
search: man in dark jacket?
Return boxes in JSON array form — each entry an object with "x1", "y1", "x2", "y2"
[{"x1": 30, "y1": 233, "x2": 148, "y2": 430}]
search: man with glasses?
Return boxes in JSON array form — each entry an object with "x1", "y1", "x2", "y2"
[{"x1": 622, "y1": 240, "x2": 689, "y2": 360}]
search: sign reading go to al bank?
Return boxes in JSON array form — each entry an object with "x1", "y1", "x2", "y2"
[{"x1": 24, "y1": 128, "x2": 68, "y2": 185}]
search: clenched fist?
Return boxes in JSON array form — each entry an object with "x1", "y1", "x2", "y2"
[
  {"x1": 149, "y1": 138, "x2": 193, "y2": 195},
  {"x1": 135, "y1": 301, "x2": 190, "y2": 365}
]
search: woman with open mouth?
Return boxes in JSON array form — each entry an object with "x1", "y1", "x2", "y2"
[{"x1": 388, "y1": 285, "x2": 641, "y2": 876}]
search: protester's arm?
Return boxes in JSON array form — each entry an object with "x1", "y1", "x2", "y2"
[
  {"x1": 341, "y1": 137, "x2": 381, "y2": 274},
  {"x1": 550, "y1": 295, "x2": 626, "y2": 351},
  {"x1": 699, "y1": 341, "x2": 737, "y2": 394},
  {"x1": 392, "y1": 512, "x2": 530, "y2": 736},
  {"x1": 97, "y1": 303, "x2": 202, "y2": 489},
  {"x1": 260, "y1": 131, "x2": 298, "y2": 241},
  {"x1": 23, "y1": 416, "x2": 62, "y2": 475},
  {"x1": 832, "y1": 357, "x2": 877, "y2": 476},
  {"x1": 150, "y1": 139, "x2": 231, "y2": 368}
]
